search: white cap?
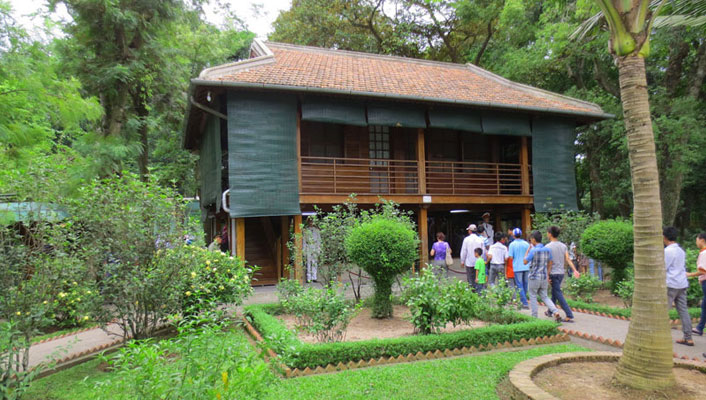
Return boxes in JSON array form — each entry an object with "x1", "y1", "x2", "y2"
[{"x1": 467, "y1": 224, "x2": 477, "y2": 231}]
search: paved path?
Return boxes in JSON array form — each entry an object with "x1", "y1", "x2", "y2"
[
  {"x1": 521, "y1": 306, "x2": 706, "y2": 361},
  {"x1": 28, "y1": 323, "x2": 124, "y2": 368}
]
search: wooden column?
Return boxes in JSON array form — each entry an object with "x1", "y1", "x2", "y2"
[
  {"x1": 521, "y1": 207, "x2": 532, "y2": 238},
  {"x1": 293, "y1": 214, "x2": 303, "y2": 283},
  {"x1": 280, "y1": 216, "x2": 290, "y2": 280},
  {"x1": 296, "y1": 105, "x2": 302, "y2": 192},
  {"x1": 520, "y1": 136, "x2": 530, "y2": 195},
  {"x1": 418, "y1": 207, "x2": 428, "y2": 269},
  {"x1": 416, "y1": 128, "x2": 427, "y2": 194},
  {"x1": 235, "y1": 218, "x2": 245, "y2": 260}
]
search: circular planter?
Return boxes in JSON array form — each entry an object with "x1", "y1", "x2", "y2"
[{"x1": 508, "y1": 352, "x2": 706, "y2": 400}]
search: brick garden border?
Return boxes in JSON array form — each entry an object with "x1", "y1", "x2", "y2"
[
  {"x1": 507, "y1": 352, "x2": 706, "y2": 400},
  {"x1": 241, "y1": 315, "x2": 571, "y2": 378}
]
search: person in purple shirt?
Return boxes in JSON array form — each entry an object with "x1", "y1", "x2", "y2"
[{"x1": 430, "y1": 232, "x2": 451, "y2": 279}]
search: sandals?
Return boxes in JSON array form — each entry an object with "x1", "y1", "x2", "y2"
[
  {"x1": 563, "y1": 318, "x2": 575, "y2": 323},
  {"x1": 676, "y1": 339, "x2": 694, "y2": 347},
  {"x1": 554, "y1": 312, "x2": 563, "y2": 323},
  {"x1": 692, "y1": 328, "x2": 704, "y2": 336}
]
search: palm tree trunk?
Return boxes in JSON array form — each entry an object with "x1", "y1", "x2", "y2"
[{"x1": 614, "y1": 55, "x2": 675, "y2": 389}]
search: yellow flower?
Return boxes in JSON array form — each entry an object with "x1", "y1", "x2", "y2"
[
  {"x1": 222, "y1": 371, "x2": 229, "y2": 386},
  {"x1": 219, "y1": 285, "x2": 224, "y2": 290},
  {"x1": 135, "y1": 300, "x2": 139, "y2": 306},
  {"x1": 43, "y1": 300, "x2": 48, "y2": 305},
  {"x1": 83, "y1": 316, "x2": 90, "y2": 321},
  {"x1": 76, "y1": 297, "x2": 81, "y2": 302},
  {"x1": 191, "y1": 272, "x2": 197, "y2": 278},
  {"x1": 86, "y1": 290, "x2": 92, "y2": 295},
  {"x1": 16, "y1": 311, "x2": 21, "y2": 316},
  {"x1": 206, "y1": 260, "x2": 211, "y2": 266},
  {"x1": 58, "y1": 292, "x2": 66, "y2": 298},
  {"x1": 185, "y1": 291, "x2": 192, "y2": 296},
  {"x1": 73, "y1": 281, "x2": 78, "y2": 285},
  {"x1": 226, "y1": 269, "x2": 231, "y2": 273}
]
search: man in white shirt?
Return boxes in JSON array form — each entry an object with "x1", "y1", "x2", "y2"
[
  {"x1": 664, "y1": 226, "x2": 692, "y2": 346},
  {"x1": 479, "y1": 212, "x2": 494, "y2": 248},
  {"x1": 460, "y1": 224, "x2": 485, "y2": 289},
  {"x1": 486, "y1": 232, "x2": 508, "y2": 286}
]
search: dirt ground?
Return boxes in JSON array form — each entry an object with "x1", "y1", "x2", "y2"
[
  {"x1": 277, "y1": 305, "x2": 486, "y2": 343},
  {"x1": 534, "y1": 361, "x2": 706, "y2": 400},
  {"x1": 588, "y1": 289, "x2": 627, "y2": 308}
]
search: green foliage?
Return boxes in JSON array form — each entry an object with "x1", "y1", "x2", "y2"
[
  {"x1": 580, "y1": 219, "x2": 634, "y2": 269},
  {"x1": 564, "y1": 273, "x2": 603, "y2": 303},
  {"x1": 400, "y1": 269, "x2": 520, "y2": 335},
  {"x1": 90, "y1": 326, "x2": 274, "y2": 400},
  {"x1": 483, "y1": 277, "x2": 522, "y2": 310},
  {"x1": 532, "y1": 210, "x2": 599, "y2": 251},
  {"x1": 346, "y1": 217, "x2": 419, "y2": 318},
  {"x1": 245, "y1": 303, "x2": 558, "y2": 370},
  {"x1": 1, "y1": 321, "x2": 41, "y2": 400},
  {"x1": 615, "y1": 269, "x2": 634, "y2": 308},
  {"x1": 51, "y1": 277, "x2": 102, "y2": 329},
  {"x1": 276, "y1": 278, "x2": 305, "y2": 313},
  {"x1": 278, "y1": 283, "x2": 360, "y2": 342}
]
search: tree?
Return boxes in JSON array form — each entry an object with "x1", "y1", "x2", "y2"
[
  {"x1": 588, "y1": 0, "x2": 675, "y2": 389},
  {"x1": 346, "y1": 217, "x2": 419, "y2": 318}
]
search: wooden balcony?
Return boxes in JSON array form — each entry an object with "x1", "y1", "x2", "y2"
[
  {"x1": 425, "y1": 161, "x2": 526, "y2": 196},
  {"x1": 300, "y1": 156, "x2": 532, "y2": 200},
  {"x1": 301, "y1": 156, "x2": 419, "y2": 195}
]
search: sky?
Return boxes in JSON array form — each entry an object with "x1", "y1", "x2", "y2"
[{"x1": 8, "y1": 0, "x2": 293, "y2": 39}]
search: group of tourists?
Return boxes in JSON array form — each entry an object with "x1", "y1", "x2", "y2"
[{"x1": 445, "y1": 221, "x2": 579, "y2": 323}]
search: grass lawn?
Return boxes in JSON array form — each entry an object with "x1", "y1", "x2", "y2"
[
  {"x1": 25, "y1": 336, "x2": 586, "y2": 400},
  {"x1": 265, "y1": 343, "x2": 588, "y2": 400}
]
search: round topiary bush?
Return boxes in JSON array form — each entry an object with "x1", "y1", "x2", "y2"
[
  {"x1": 580, "y1": 219, "x2": 634, "y2": 268},
  {"x1": 345, "y1": 217, "x2": 418, "y2": 318}
]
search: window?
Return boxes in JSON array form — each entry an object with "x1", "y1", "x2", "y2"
[{"x1": 368, "y1": 126, "x2": 389, "y2": 193}]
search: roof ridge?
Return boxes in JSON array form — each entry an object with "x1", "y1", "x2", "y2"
[{"x1": 264, "y1": 41, "x2": 471, "y2": 71}]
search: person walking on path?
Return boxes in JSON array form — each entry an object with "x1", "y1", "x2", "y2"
[
  {"x1": 508, "y1": 228, "x2": 530, "y2": 309},
  {"x1": 487, "y1": 232, "x2": 509, "y2": 286},
  {"x1": 545, "y1": 226, "x2": 580, "y2": 323},
  {"x1": 474, "y1": 248, "x2": 487, "y2": 293},
  {"x1": 460, "y1": 224, "x2": 485, "y2": 290},
  {"x1": 686, "y1": 232, "x2": 706, "y2": 342},
  {"x1": 524, "y1": 230, "x2": 562, "y2": 321},
  {"x1": 430, "y1": 232, "x2": 452, "y2": 279},
  {"x1": 663, "y1": 226, "x2": 693, "y2": 346}
]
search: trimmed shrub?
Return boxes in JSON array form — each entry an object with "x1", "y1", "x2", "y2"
[
  {"x1": 346, "y1": 217, "x2": 419, "y2": 318},
  {"x1": 532, "y1": 211, "x2": 598, "y2": 252},
  {"x1": 580, "y1": 219, "x2": 633, "y2": 269}
]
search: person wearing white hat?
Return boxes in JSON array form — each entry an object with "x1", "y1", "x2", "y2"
[
  {"x1": 479, "y1": 212, "x2": 494, "y2": 247},
  {"x1": 460, "y1": 223, "x2": 486, "y2": 290}
]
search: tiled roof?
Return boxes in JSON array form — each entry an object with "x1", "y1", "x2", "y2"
[{"x1": 196, "y1": 40, "x2": 605, "y2": 117}]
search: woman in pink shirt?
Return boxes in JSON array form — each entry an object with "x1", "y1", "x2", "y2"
[{"x1": 686, "y1": 232, "x2": 706, "y2": 338}]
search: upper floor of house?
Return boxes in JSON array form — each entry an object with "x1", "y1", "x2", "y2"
[{"x1": 183, "y1": 40, "x2": 611, "y2": 217}]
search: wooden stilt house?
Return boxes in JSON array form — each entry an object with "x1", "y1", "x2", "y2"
[{"x1": 183, "y1": 39, "x2": 611, "y2": 285}]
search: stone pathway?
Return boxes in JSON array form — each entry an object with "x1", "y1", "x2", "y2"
[{"x1": 522, "y1": 306, "x2": 706, "y2": 361}]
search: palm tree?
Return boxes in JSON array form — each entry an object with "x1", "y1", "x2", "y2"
[{"x1": 588, "y1": 0, "x2": 675, "y2": 390}]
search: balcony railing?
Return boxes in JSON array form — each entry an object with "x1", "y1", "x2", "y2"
[
  {"x1": 426, "y1": 161, "x2": 524, "y2": 195},
  {"x1": 300, "y1": 156, "x2": 531, "y2": 196},
  {"x1": 301, "y1": 156, "x2": 419, "y2": 195}
]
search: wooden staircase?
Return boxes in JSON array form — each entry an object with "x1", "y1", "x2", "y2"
[{"x1": 244, "y1": 217, "x2": 280, "y2": 285}]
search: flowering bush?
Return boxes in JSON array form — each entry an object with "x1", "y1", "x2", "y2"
[
  {"x1": 159, "y1": 245, "x2": 255, "y2": 318},
  {"x1": 51, "y1": 279, "x2": 101, "y2": 328}
]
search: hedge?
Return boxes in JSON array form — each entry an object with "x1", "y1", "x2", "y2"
[
  {"x1": 566, "y1": 299, "x2": 701, "y2": 321},
  {"x1": 244, "y1": 304, "x2": 560, "y2": 370}
]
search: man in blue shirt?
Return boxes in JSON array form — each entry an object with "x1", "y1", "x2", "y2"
[
  {"x1": 664, "y1": 226, "x2": 693, "y2": 346},
  {"x1": 524, "y1": 230, "x2": 561, "y2": 321},
  {"x1": 508, "y1": 228, "x2": 530, "y2": 309}
]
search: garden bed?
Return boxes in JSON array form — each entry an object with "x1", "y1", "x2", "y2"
[
  {"x1": 565, "y1": 299, "x2": 701, "y2": 322},
  {"x1": 244, "y1": 303, "x2": 566, "y2": 373},
  {"x1": 276, "y1": 305, "x2": 487, "y2": 343}
]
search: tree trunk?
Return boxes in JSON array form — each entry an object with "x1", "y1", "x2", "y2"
[{"x1": 614, "y1": 55, "x2": 675, "y2": 389}]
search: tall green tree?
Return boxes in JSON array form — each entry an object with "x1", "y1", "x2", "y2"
[{"x1": 589, "y1": 0, "x2": 673, "y2": 389}]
